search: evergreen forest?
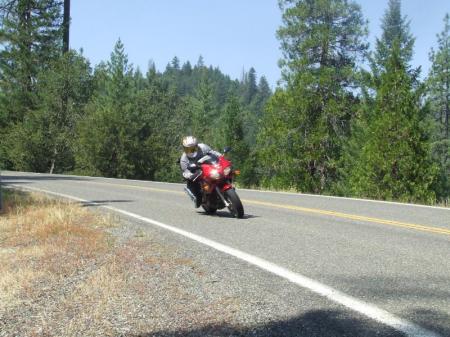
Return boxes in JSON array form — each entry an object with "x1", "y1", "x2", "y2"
[{"x1": 1, "y1": 0, "x2": 449, "y2": 205}]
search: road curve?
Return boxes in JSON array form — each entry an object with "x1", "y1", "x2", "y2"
[{"x1": 2, "y1": 171, "x2": 450, "y2": 337}]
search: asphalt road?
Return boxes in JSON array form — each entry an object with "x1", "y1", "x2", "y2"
[{"x1": 2, "y1": 171, "x2": 450, "y2": 337}]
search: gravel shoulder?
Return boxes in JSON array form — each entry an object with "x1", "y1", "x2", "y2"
[{"x1": 0, "y1": 190, "x2": 405, "y2": 337}]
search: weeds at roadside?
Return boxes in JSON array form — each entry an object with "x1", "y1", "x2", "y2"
[{"x1": 0, "y1": 189, "x2": 244, "y2": 337}]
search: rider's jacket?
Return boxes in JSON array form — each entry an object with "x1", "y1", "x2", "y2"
[{"x1": 180, "y1": 143, "x2": 221, "y2": 180}]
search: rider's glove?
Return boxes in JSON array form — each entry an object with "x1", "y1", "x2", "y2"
[{"x1": 183, "y1": 171, "x2": 194, "y2": 180}]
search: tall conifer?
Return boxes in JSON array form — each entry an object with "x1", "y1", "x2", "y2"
[
  {"x1": 349, "y1": 1, "x2": 437, "y2": 203},
  {"x1": 427, "y1": 14, "x2": 450, "y2": 199},
  {"x1": 373, "y1": 0, "x2": 414, "y2": 68},
  {"x1": 76, "y1": 39, "x2": 135, "y2": 178},
  {"x1": 0, "y1": 0, "x2": 62, "y2": 122},
  {"x1": 258, "y1": 0, "x2": 368, "y2": 192}
]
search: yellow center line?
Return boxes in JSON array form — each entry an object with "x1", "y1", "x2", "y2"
[
  {"x1": 89, "y1": 180, "x2": 450, "y2": 236},
  {"x1": 242, "y1": 199, "x2": 450, "y2": 236}
]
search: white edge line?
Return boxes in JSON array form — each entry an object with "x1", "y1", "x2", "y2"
[
  {"x1": 5, "y1": 184, "x2": 441, "y2": 337},
  {"x1": 3, "y1": 171, "x2": 449, "y2": 211}
]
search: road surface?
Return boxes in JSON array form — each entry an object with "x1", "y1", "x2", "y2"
[{"x1": 3, "y1": 171, "x2": 450, "y2": 337}]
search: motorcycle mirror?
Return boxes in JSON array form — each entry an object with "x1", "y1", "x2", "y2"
[{"x1": 223, "y1": 146, "x2": 232, "y2": 154}]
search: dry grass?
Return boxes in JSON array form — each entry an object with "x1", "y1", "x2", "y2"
[
  {"x1": 0, "y1": 190, "x2": 117, "y2": 335},
  {"x1": 0, "y1": 190, "x2": 246, "y2": 337}
]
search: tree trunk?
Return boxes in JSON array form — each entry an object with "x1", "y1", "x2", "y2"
[
  {"x1": 445, "y1": 71, "x2": 449, "y2": 139},
  {"x1": 63, "y1": 0, "x2": 70, "y2": 53},
  {"x1": 49, "y1": 147, "x2": 57, "y2": 174},
  {"x1": 22, "y1": 0, "x2": 33, "y2": 95}
]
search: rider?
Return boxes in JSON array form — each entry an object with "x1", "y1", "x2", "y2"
[{"x1": 180, "y1": 135, "x2": 221, "y2": 207}]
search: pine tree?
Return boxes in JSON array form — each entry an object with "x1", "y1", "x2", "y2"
[
  {"x1": 242, "y1": 76, "x2": 272, "y2": 148},
  {"x1": 350, "y1": 41, "x2": 437, "y2": 203},
  {"x1": 5, "y1": 51, "x2": 92, "y2": 173},
  {"x1": 427, "y1": 13, "x2": 450, "y2": 200},
  {"x1": 75, "y1": 39, "x2": 136, "y2": 178},
  {"x1": 0, "y1": 0, "x2": 63, "y2": 123},
  {"x1": 196, "y1": 55, "x2": 205, "y2": 68},
  {"x1": 258, "y1": 0, "x2": 368, "y2": 192},
  {"x1": 144, "y1": 60, "x2": 158, "y2": 88},
  {"x1": 373, "y1": 0, "x2": 414, "y2": 68},
  {"x1": 188, "y1": 72, "x2": 217, "y2": 141},
  {"x1": 222, "y1": 96, "x2": 247, "y2": 162},
  {"x1": 221, "y1": 96, "x2": 255, "y2": 186},
  {"x1": 0, "y1": 0, "x2": 64, "y2": 170},
  {"x1": 171, "y1": 56, "x2": 180, "y2": 70},
  {"x1": 133, "y1": 67, "x2": 145, "y2": 91},
  {"x1": 38, "y1": 51, "x2": 92, "y2": 173},
  {"x1": 181, "y1": 61, "x2": 192, "y2": 75},
  {"x1": 255, "y1": 76, "x2": 271, "y2": 117},
  {"x1": 347, "y1": 0, "x2": 438, "y2": 203},
  {"x1": 242, "y1": 67, "x2": 257, "y2": 105},
  {"x1": 75, "y1": 40, "x2": 187, "y2": 181}
]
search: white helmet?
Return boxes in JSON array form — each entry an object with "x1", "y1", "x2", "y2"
[{"x1": 182, "y1": 136, "x2": 198, "y2": 158}]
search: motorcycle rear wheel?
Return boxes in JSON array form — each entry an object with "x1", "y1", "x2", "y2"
[{"x1": 224, "y1": 189, "x2": 244, "y2": 218}]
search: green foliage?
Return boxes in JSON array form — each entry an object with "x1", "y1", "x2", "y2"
[
  {"x1": 0, "y1": 0, "x2": 63, "y2": 123},
  {"x1": 75, "y1": 40, "x2": 190, "y2": 182},
  {"x1": 257, "y1": 89, "x2": 300, "y2": 189},
  {"x1": 0, "y1": 0, "x2": 67, "y2": 171},
  {"x1": 277, "y1": 0, "x2": 368, "y2": 81},
  {"x1": 75, "y1": 40, "x2": 142, "y2": 178},
  {"x1": 342, "y1": 0, "x2": 440, "y2": 203},
  {"x1": 188, "y1": 73, "x2": 217, "y2": 140},
  {"x1": 427, "y1": 13, "x2": 450, "y2": 200},
  {"x1": 37, "y1": 51, "x2": 92, "y2": 173},
  {"x1": 220, "y1": 95, "x2": 257, "y2": 186},
  {"x1": 4, "y1": 51, "x2": 91, "y2": 174},
  {"x1": 1, "y1": 0, "x2": 446, "y2": 206},
  {"x1": 242, "y1": 67, "x2": 258, "y2": 105},
  {"x1": 242, "y1": 74, "x2": 272, "y2": 148},
  {"x1": 349, "y1": 41, "x2": 437, "y2": 203},
  {"x1": 259, "y1": 0, "x2": 368, "y2": 193},
  {"x1": 4, "y1": 115, "x2": 52, "y2": 172},
  {"x1": 373, "y1": 0, "x2": 415, "y2": 69}
]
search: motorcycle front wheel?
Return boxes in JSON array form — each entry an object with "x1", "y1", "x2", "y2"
[{"x1": 224, "y1": 189, "x2": 244, "y2": 218}]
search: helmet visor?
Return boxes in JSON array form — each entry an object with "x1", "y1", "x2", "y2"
[{"x1": 184, "y1": 145, "x2": 198, "y2": 154}]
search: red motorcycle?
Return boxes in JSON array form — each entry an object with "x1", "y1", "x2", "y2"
[{"x1": 184, "y1": 149, "x2": 244, "y2": 218}]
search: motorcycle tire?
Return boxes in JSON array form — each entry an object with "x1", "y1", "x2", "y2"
[{"x1": 224, "y1": 189, "x2": 244, "y2": 218}]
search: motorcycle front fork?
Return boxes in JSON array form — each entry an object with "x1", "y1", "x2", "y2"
[{"x1": 215, "y1": 186, "x2": 230, "y2": 207}]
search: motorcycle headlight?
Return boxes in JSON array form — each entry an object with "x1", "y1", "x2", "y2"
[
  {"x1": 223, "y1": 167, "x2": 231, "y2": 176},
  {"x1": 210, "y1": 169, "x2": 221, "y2": 180}
]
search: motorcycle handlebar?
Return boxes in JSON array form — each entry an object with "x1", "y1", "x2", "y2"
[{"x1": 188, "y1": 163, "x2": 199, "y2": 172}]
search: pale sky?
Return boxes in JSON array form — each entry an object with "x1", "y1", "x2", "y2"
[{"x1": 71, "y1": 1, "x2": 450, "y2": 88}]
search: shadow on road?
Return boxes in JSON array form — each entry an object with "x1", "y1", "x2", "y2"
[
  {"x1": 322, "y1": 275, "x2": 450, "y2": 337},
  {"x1": 130, "y1": 309, "x2": 409, "y2": 337},
  {"x1": 410, "y1": 308, "x2": 450, "y2": 337},
  {"x1": 197, "y1": 210, "x2": 259, "y2": 219},
  {"x1": 336, "y1": 276, "x2": 450, "y2": 301},
  {"x1": 81, "y1": 199, "x2": 133, "y2": 207}
]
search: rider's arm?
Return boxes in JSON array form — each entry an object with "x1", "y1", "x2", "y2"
[
  {"x1": 180, "y1": 154, "x2": 195, "y2": 180},
  {"x1": 199, "y1": 143, "x2": 221, "y2": 157}
]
